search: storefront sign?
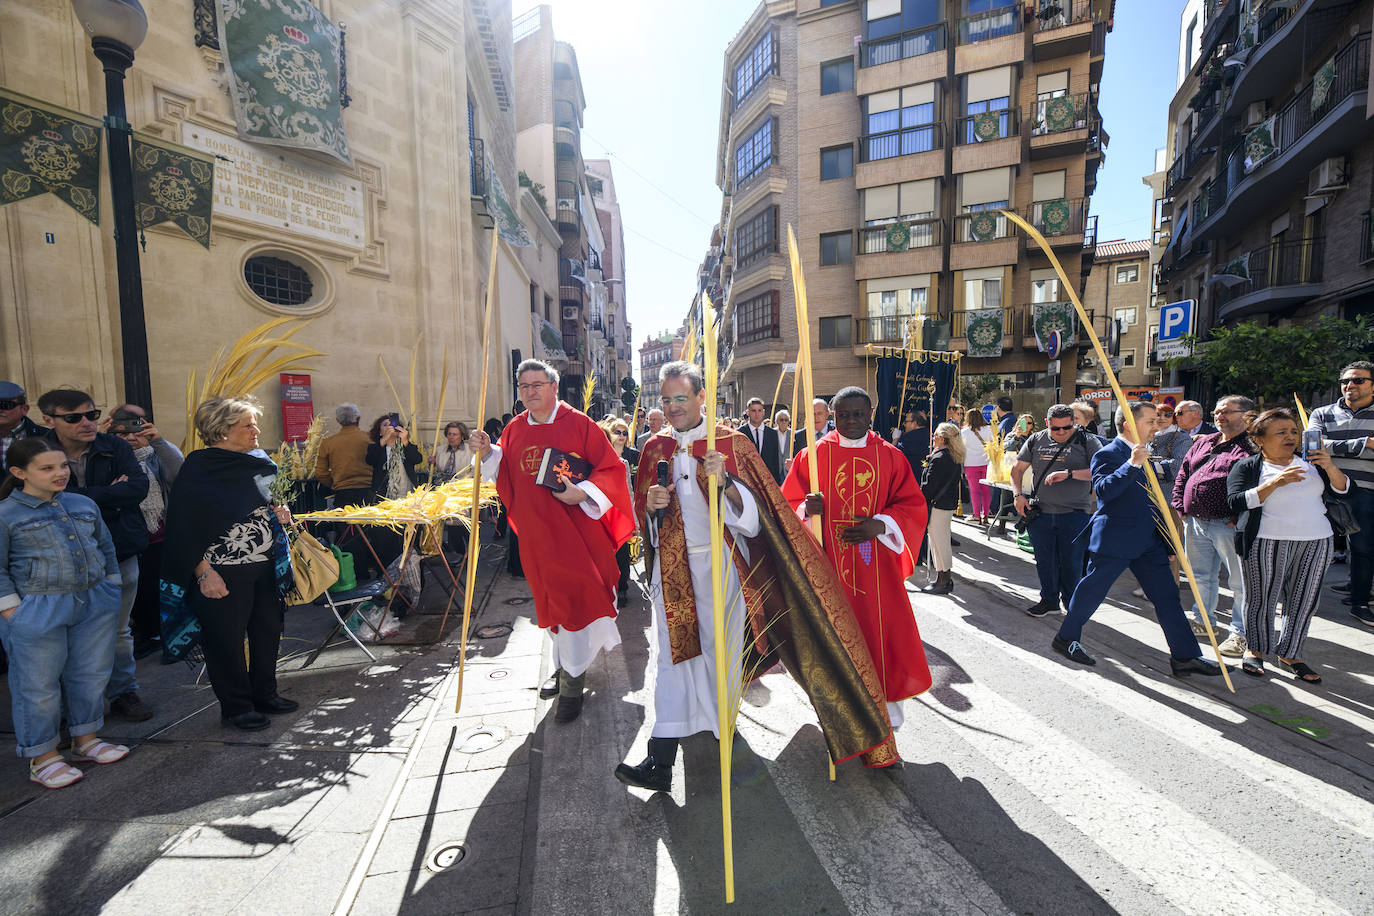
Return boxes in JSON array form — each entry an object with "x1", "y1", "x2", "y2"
[{"x1": 280, "y1": 373, "x2": 314, "y2": 442}]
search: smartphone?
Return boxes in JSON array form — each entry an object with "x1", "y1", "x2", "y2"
[
  {"x1": 388, "y1": 412, "x2": 402, "y2": 428},
  {"x1": 1302, "y1": 429, "x2": 1321, "y2": 459}
]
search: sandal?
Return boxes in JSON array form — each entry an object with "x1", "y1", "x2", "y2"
[
  {"x1": 29, "y1": 757, "x2": 84, "y2": 789},
  {"x1": 72, "y1": 739, "x2": 130, "y2": 764},
  {"x1": 1241, "y1": 657, "x2": 1265, "y2": 678},
  {"x1": 1283, "y1": 660, "x2": 1322, "y2": 684}
]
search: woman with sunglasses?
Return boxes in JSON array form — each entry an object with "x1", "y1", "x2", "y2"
[{"x1": 599, "y1": 417, "x2": 639, "y2": 608}]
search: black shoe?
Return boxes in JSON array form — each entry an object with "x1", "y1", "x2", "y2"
[
  {"x1": 1351, "y1": 605, "x2": 1374, "y2": 627},
  {"x1": 1052, "y1": 636, "x2": 1096, "y2": 666},
  {"x1": 253, "y1": 695, "x2": 299, "y2": 715},
  {"x1": 109, "y1": 691, "x2": 154, "y2": 722},
  {"x1": 221, "y1": 711, "x2": 271, "y2": 731},
  {"x1": 1025, "y1": 600, "x2": 1057, "y2": 618},
  {"x1": 950, "y1": 537, "x2": 963, "y2": 547},
  {"x1": 554, "y1": 693, "x2": 584, "y2": 723},
  {"x1": 538, "y1": 672, "x2": 561, "y2": 700},
  {"x1": 921, "y1": 580, "x2": 954, "y2": 595},
  {"x1": 1170, "y1": 656, "x2": 1225, "y2": 677},
  {"x1": 1333, "y1": 581, "x2": 1351, "y2": 593},
  {"x1": 615, "y1": 756, "x2": 673, "y2": 792}
]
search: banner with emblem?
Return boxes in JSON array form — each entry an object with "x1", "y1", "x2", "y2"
[
  {"x1": 132, "y1": 134, "x2": 215, "y2": 249},
  {"x1": 1243, "y1": 115, "x2": 1276, "y2": 173},
  {"x1": 216, "y1": 0, "x2": 351, "y2": 165},
  {"x1": 1032, "y1": 302, "x2": 1076, "y2": 352},
  {"x1": 484, "y1": 150, "x2": 532, "y2": 247},
  {"x1": 964, "y1": 308, "x2": 1004, "y2": 359},
  {"x1": 0, "y1": 88, "x2": 102, "y2": 224}
]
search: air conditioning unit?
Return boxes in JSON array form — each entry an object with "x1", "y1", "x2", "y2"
[
  {"x1": 1243, "y1": 101, "x2": 1268, "y2": 128},
  {"x1": 1308, "y1": 157, "x2": 1348, "y2": 193},
  {"x1": 562, "y1": 306, "x2": 578, "y2": 320}
]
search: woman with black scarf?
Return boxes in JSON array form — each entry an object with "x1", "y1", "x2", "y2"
[{"x1": 160, "y1": 398, "x2": 297, "y2": 731}]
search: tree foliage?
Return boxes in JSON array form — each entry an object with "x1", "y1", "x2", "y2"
[
  {"x1": 959, "y1": 372, "x2": 1005, "y2": 408},
  {"x1": 1179, "y1": 315, "x2": 1374, "y2": 405}
]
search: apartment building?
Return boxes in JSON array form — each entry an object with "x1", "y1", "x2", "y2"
[
  {"x1": 1080, "y1": 239, "x2": 1154, "y2": 388},
  {"x1": 515, "y1": 6, "x2": 628, "y2": 414},
  {"x1": 714, "y1": 0, "x2": 1113, "y2": 410},
  {"x1": 639, "y1": 329, "x2": 684, "y2": 405},
  {"x1": 1152, "y1": 0, "x2": 1374, "y2": 395}
]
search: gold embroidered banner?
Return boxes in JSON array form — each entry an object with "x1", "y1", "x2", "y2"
[
  {"x1": 0, "y1": 87, "x2": 102, "y2": 224},
  {"x1": 132, "y1": 133, "x2": 215, "y2": 249}
]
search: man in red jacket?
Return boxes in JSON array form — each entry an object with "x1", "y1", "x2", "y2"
[{"x1": 470, "y1": 360, "x2": 634, "y2": 723}]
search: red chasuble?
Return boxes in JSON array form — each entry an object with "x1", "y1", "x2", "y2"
[
  {"x1": 495, "y1": 402, "x2": 634, "y2": 631},
  {"x1": 782, "y1": 430, "x2": 932, "y2": 702}
]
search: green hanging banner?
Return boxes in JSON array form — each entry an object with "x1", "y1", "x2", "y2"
[
  {"x1": 884, "y1": 221, "x2": 910, "y2": 252},
  {"x1": 0, "y1": 87, "x2": 102, "y2": 224},
  {"x1": 1042, "y1": 95, "x2": 1077, "y2": 132},
  {"x1": 968, "y1": 211, "x2": 999, "y2": 242},
  {"x1": 1310, "y1": 54, "x2": 1336, "y2": 113},
  {"x1": 972, "y1": 111, "x2": 1003, "y2": 142},
  {"x1": 1032, "y1": 302, "x2": 1076, "y2": 352},
  {"x1": 217, "y1": 0, "x2": 352, "y2": 165},
  {"x1": 1039, "y1": 198, "x2": 1072, "y2": 235},
  {"x1": 132, "y1": 134, "x2": 215, "y2": 249},
  {"x1": 1243, "y1": 115, "x2": 1276, "y2": 173},
  {"x1": 965, "y1": 308, "x2": 1004, "y2": 358}
]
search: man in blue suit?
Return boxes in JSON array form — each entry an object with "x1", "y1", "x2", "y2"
[{"x1": 1053, "y1": 400, "x2": 1225, "y2": 677}]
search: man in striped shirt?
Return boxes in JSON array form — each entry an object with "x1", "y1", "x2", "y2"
[{"x1": 1308, "y1": 360, "x2": 1374, "y2": 626}]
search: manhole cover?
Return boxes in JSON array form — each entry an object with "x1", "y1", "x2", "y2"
[
  {"x1": 487, "y1": 668, "x2": 509, "y2": 680},
  {"x1": 503, "y1": 597, "x2": 531, "y2": 606},
  {"x1": 475, "y1": 623, "x2": 513, "y2": 639},
  {"x1": 424, "y1": 841, "x2": 466, "y2": 873},
  {"x1": 455, "y1": 725, "x2": 507, "y2": 754}
]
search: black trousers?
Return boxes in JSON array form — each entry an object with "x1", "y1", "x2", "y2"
[
  {"x1": 130, "y1": 539, "x2": 164, "y2": 642},
  {"x1": 616, "y1": 542, "x2": 631, "y2": 593},
  {"x1": 190, "y1": 561, "x2": 282, "y2": 717}
]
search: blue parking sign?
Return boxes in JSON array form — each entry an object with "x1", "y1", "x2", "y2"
[{"x1": 1158, "y1": 300, "x2": 1194, "y2": 341}]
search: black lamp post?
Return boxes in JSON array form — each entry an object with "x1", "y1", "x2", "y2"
[{"x1": 70, "y1": 0, "x2": 152, "y2": 410}]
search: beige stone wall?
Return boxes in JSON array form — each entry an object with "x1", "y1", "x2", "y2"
[{"x1": 0, "y1": 0, "x2": 530, "y2": 451}]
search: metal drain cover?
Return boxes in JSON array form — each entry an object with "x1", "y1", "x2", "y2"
[
  {"x1": 475, "y1": 623, "x2": 513, "y2": 639},
  {"x1": 424, "y1": 841, "x2": 466, "y2": 873},
  {"x1": 455, "y1": 724, "x2": 508, "y2": 754},
  {"x1": 503, "y1": 597, "x2": 531, "y2": 606}
]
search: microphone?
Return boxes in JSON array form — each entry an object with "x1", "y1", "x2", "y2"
[{"x1": 655, "y1": 459, "x2": 669, "y2": 527}]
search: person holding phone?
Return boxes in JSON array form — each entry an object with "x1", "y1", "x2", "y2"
[
  {"x1": 366, "y1": 414, "x2": 422, "y2": 500},
  {"x1": 1226, "y1": 409, "x2": 1349, "y2": 683}
]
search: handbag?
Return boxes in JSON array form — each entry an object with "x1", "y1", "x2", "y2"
[
  {"x1": 287, "y1": 527, "x2": 341, "y2": 605},
  {"x1": 1324, "y1": 493, "x2": 1360, "y2": 536}
]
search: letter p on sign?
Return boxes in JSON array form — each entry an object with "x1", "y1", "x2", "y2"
[{"x1": 1158, "y1": 300, "x2": 1194, "y2": 342}]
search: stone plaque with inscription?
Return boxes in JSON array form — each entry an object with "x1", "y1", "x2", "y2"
[{"x1": 181, "y1": 125, "x2": 364, "y2": 248}]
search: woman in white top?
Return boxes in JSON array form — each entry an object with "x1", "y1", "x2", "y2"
[
  {"x1": 960, "y1": 409, "x2": 994, "y2": 524},
  {"x1": 1226, "y1": 408, "x2": 1349, "y2": 683},
  {"x1": 431, "y1": 421, "x2": 473, "y2": 484}
]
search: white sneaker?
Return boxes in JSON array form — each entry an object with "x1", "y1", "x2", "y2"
[
  {"x1": 1217, "y1": 633, "x2": 1246, "y2": 657},
  {"x1": 1131, "y1": 587, "x2": 1145, "y2": 598}
]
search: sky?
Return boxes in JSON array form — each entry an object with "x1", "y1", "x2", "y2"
[{"x1": 515, "y1": 0, "x2": 1187, "y2": 372}]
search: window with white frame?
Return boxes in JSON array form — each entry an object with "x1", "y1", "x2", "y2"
[
  {"x1": 1114, "y1": 307, "x2": 1138, "y2": 326},
  {"x1": 1116, "y1": 264, "x2": 1141, "y2": 283}
]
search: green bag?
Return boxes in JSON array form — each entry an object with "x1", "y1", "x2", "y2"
[{"x1": 329, "y1": 544, "x2": 357, "y2": 593}]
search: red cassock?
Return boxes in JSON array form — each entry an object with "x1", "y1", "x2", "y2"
[
  {"x1": 495, "y1": 403, "x2": 635, "y2": 631},
  {"x1": 782, "y1": 430, "x2": 933, "y2": 702}
]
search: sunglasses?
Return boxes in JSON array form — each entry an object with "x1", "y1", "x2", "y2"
[
  {"x1": 612, "y1": 430, "x2": 628, "y2": 436},
  {"x1": 0, "y1": 399, "x2": 24, "y2": 411},
  {"x1": 1048, "y1": 424, "x2": 1074, "y2": 431},
  {"x1": 1339, "y1": 377, "x2": 1371, "y2": 385},
  {"x1": 49, "y1": 409, "x2": 101, "y2": 424}
]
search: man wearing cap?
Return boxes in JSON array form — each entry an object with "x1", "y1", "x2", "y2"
[{"x1": 0, "y1": 382, "x2": 44, "y2": 467}]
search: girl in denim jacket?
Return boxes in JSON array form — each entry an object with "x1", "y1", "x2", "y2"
[{"x1": 0, "y1": 438, "x2": 128, "y2": 788}]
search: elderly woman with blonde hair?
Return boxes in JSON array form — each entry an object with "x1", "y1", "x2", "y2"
[{"x1": 160, "y1": 397, "x2": 297, "y2": 731}]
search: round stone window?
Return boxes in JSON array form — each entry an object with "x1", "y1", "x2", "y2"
[{"x1": 244, "y1": 254, "x2": 314, "y2": 307}]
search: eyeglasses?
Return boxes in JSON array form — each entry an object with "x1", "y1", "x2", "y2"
[
  {"x1": 660, "y1": 395, "x2": 693, "y2": 406},
  {"x1": 612, "y1": 430, "x2": 628, "y2": 437},
  {"x1": 1340, "y1": 376, "x2": 1371, "y2": 386},
  {"x1": 1048, "y1": 424, "x2": 1073, "y2": 431},
  {"x1": 49, "y1": 409, "x2": 101, "y2": 424},
  {"x1": 1213, "y1": 408, "x2": 1242, "y2": 416},
  {"x1": 0, "y1": 399, "x2": 24, "y2": 411},
  {"x1": 517, "y1": 381, "x2": 553, "y2": 394}
]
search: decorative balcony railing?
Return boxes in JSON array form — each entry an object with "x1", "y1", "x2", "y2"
[
  {"x1": 1211, "y1": 238, "x2": 1325, "y2": 308},
  {"x1": 954, "y1": 211, "x2": 1012, "y2": 243},
  {"x1": 859, "y1": 218, "x2": 942, "y2": 254}
]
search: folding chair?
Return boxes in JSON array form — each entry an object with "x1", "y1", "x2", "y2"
[{"x1": 299, "y1": 580, "x2": 388, "y2": 668}]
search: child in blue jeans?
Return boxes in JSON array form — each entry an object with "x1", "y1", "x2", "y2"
[{"x1": 0, "y1": 438, "x2": 128, "y2": 788}]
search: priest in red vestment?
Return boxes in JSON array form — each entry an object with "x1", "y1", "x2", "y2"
[
  {"x1": 782, "y1": 386, "x2": 932, "y2": 730},
  {"x1": 469, "y1": 360, "x2": 634, "y2": 723},
  {"x1": 615, "y1": 362, "x2": 899, "y2": 794}
]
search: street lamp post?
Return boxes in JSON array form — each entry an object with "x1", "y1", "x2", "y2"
[{"x1": 70, "y1": 0, "x2": 152, "y2": 410}]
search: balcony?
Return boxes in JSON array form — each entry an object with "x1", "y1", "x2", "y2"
[
  {"x1": 955, "y1": 108, "x2": 1019, "y2": 146},
  {"x1": 555, "y1": 179, "x2": 579, "y2": 233},
  {"x1": 1194, "y1": 33, "x2": 1370, "y2": 242},
  {"x1": 1021, "y1": 197, "x2": 1091, "y2": 248},
  {"x1": 859, "y1": 22, "x2": 945, "y2": 68},
  {"x1": 1226, "y1": 0, "x2": 1347, "y2": 119},
  {"x1": 957, "y1": 6, "x2": 1022, "y2": 45},
  {"x1": 1082, "y1": 214, "x2": 1098, "y2": 268},
  {"x1": 1032, "y1": 0, "x2": 1096, "y2": 58},
  {"x1": 856, "y1": 313, "x2": 918, "y2": 346},
  {"x1": 859, "y1": 123, "x2": 943, "y2": 163},
  {"x1": 1213, "y1": 238, "x2": 1325, "y2": 321},
  {"x1": 1199, "y1": 0, "x2": 1237, "y2": 62},
  {"x1": 553, "y1": 99, "x2": 579, "y2": 156},
  {"x1": 954, "y1": 211, "x2": 1012, "y2": 244},
  {"x1": 951, "y1": 306, "x2": 1023, "y2": 351},
  {"x1": 1027, "y1": 92, "x2": 1092, "y2": 159},
  {"x1": 859, "y1": 217, "x2": 941, "y2": 254}
]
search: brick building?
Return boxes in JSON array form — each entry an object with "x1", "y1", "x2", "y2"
[{"x1": 713, "y1": 0, "x2": 1115, "y2": 412}]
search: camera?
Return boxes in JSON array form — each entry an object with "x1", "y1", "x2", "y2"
[
  {"x1": 1015, "y1": 497, "x2": 1043, "y2": 532},
  {"x1": 110, "y1": 416, "x2": 145, "y2": 434}
]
